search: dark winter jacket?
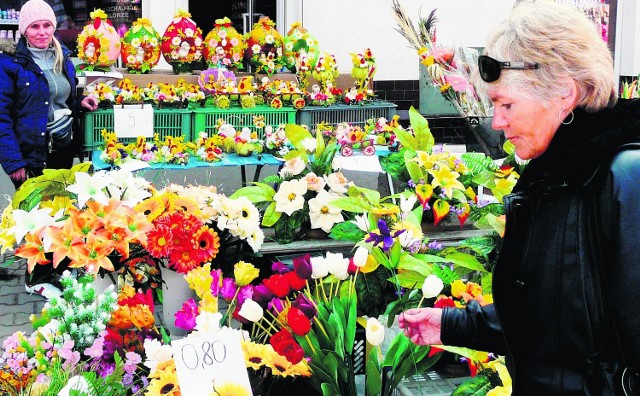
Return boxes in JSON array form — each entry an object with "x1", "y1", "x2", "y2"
[
  {"x1": 441, "y1": 99, "x2": 640, "y2": 395},
  {"x1": 0, "y1": 37, "x2": 80, "y2": 175}
]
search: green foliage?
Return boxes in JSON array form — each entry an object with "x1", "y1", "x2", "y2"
[
  {"x1": 451, "y1": 373, "x2": 494, "y2": 396},
  {"x1": 379, "y1": 150, "x2": 410, "y2": 184},
  {"x1": 329, "y1": 221, "x2": 366, "y2": 242},
  {"x1": 381, "y1": 334, "x2": 441, "y2": 394},
  {"x1": 354, "y1": 270, "x2": 387, "y2": 317}
]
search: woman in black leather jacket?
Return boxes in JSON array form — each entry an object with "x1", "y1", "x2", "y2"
[{"x1": 399, "y1": 2, "x2": 640, "y2": 395}]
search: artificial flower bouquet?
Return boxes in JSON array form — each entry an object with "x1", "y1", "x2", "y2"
[
  {"x1": 99, "y1": 131, "x2": 192, "y2": 166},
  {"x1": 186, "y1": 131, "x2": 225, "y2": 162},
  {"x1": 349, "y1": 48, "x2": 377, "y2": 101},
  {"x1": 364, "y1": 115, "x2": 401, "y2": 148},
  {"x1": 260, "y1": 78, "x2": 307, "y2": 109},
  {"x1": 215, "y1": 123, "x2": 264, "y2": 157},
  {"x1": 380, "y1": 107, "x2": 519, "y2": 227},
  {"x1": 231, "y1": 124, "x2": 354, "y2": 244},
  {"x1": 262, "y1": 124, "x2": 291, "y2": 156},
  {"x1": 392, "y1": 0, "x2": 491, "y2": 117},
  {"x1": 0, "y1": 164, "x2": 156, "y2": 283},
  {"x1": 334, "y1": 121, "x2": 377, "y2": 157},
  {"x1": 282, "y1": 22, "x2": 320, "y2": 74}
]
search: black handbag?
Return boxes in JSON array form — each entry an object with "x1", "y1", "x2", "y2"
[
  {"x1": 579, "y1": 191, "x2": 639, "y2": 395},
  {"x1": 47, "y1": 114, "x2": 73, "y2": 150}
]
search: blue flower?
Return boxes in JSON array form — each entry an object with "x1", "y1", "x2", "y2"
[{"x1": 365, "y1": 219, "x2": 405, "y2": 251}]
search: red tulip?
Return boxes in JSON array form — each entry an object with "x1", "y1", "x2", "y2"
[
  {"x1": 263, "y1": 274, "x2": 291, "y2": 298},
  {"x1": 287, "y1": 306, "x2": 312, "y2": 336}
]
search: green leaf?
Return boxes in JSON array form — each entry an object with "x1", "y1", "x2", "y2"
[
  {"x1": 285, "y1": 123, "x2": 314, "y2": 149},
  {"x1": 393, "y1": 126, "x2": 417, "y2": 151},
  {"x1": 329, "y1": 221, "x2": 366, "y2": 242},
  {"x1": 328, "y1": 314, "x2": 345, "y2": 359},
  {"x1": 344, "y1": 295, "x2": 357, "y2": 354},
  {"x1": 397, "y1": 254, "x2": 433, "y2": 277},
  {"x1": 404, "y1": 149, "x2": 424, "y2": 184},
  {"x1": 409, "y1": 106, "x2": 435, "y2": 151},
  {"x1": 445, "y1": 251, "x2": 487, "y2": 273},
  {"x1": 451, "y1": 373, "x2": 494, "y2": 396},
  {"x1": 388, "y1": 241, "x2": 402, "y2": 269},
  {"x1": 261, "y1": 202, "x2": 281, "y2": 227},
  {"x1": 348, "y1": 186, "x2": 381, "y2": 207},
  {"x1": 355, "y1": 270, "x2": 387, "y2": 317},
  {"x1": 331, "y1": 196, "x2": 371, "y2": 213},
  {"x1": 390, "y1": 271, "x2": 424, "y2": 289},
  {"x1": 366, "y1": 349, "x2": 383, "y2": 396},
  {"x1": 371, "y1": 247, "x2": 391, "y2": 269},
  {"x1": 320, "y1": 382, "x2": 341, "y2": 396},
  {"x1": 323, "y1": 352, "x2": 340, "y2": 383},
  {"x1": 229, "y1": 182, "x2": 275, "y2": 202}
]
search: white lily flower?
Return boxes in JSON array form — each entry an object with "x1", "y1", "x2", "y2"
[
  {"x1": 352, "y1": 213, "x2": 370, "y2": 232},
  {"x1": 10, "y1": 206, "x2": 57, "y2": 244},
  {"x1": 273, "y1": 179, "x2": 308, "y2": 216},
  {"x1": 300, "y1": 137, "x2": 317, "y2": 153},
  {"x1": 309, "y1": 190, "x2": 343, "y2": 233},
  {"x1": 66, "y1": 172, "x2": 110, "y2": 208},
  {"x1": 422, "y1": 274, "x2": 444, "y2": 299},
  {"x1": 366, "y1": 317, "x2": 385, "y2": 346}
]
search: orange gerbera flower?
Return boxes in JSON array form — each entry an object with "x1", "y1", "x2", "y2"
[
  {"x1": 192, "y1": 225, "x2": 220, "y2": 263},
  {"x1": 134, "y1": 196, "x2": 166, "y2": 222},
  {"x1": 168, "y1": 246, "x2": 199, "y2": 274},
  {"x1": 168, "y1": 195, "x2": 200, "y2": 216},
  {"x1": 15, "y1": 229, "x2": 50, "y2": 273}
]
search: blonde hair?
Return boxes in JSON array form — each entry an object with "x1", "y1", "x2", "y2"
[
  {"x1": 480, "y1": 1, "x2": 616, "y2": 111},
  {"x1": 51, "y1": 36, "x2": 64, "y2": 75}
]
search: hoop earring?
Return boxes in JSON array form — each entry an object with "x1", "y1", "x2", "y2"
[{"x1": 559, "y1": 108, "x2": 574, "y2": 125}]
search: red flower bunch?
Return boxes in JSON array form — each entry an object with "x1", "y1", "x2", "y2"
[
  {"x1": 270, "y1": 329, "x2": 305, "y2": 364},
  {"x1": 146, "y1": 211, "x2": 220, "y2": 274}
]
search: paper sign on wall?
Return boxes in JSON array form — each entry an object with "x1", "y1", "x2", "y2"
[
  {"x1": 171, "y1": 328, "x2": 253, "y2": 396},
  {"x1": 113, "y1": 104, "x2": 154, "y2": 138}
]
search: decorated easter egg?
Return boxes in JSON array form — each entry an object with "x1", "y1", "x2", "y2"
[
  {"x1": 282, "y1": 22, "x2": 319, "y2": 72},
  {"x1": 76, "y1": 9, "x2": 121, "y2": 70},
  {"x1": 203, "y1": 17, "x2": 244, "y2": 69},
  {"x1": 121, "y1": 18, "x2": 161, "y2": 73},
  {"x1": 244, "y1": 16, "x2": 284, "y2": 76},
  {"x1": 160, "y1": 9, "x2": 203, "y2": 65}
]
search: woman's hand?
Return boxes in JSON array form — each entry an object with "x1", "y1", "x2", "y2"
[
  {"x1": 398, "y1": 307, "x2": 443, "y2": 346},
  {"x1": 80, "y1": 96, "x2": 98, "y2": 111},
  {"x1": 9, "y1": 168, "x2": 27, "y2": 186}
]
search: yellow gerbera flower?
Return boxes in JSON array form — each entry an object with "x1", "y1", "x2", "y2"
[
  {"x1": 169, "y1": 195, "x2": 200, "y2": 217},
  {"x1": 265, "y1": 350, "x2": 312, "y2": 377},
  {"x1": 210, "y1": 382, "x2": 250, "y2": 396},
  {"x1": 135, "y1": 196, "x2": 166, "y2": 222},
  {"x1": 145, "y1": 363, "x2": 181, "y2": 395},
  {"x1": 242, "y1": 341, "x2": 271, "y2": 370}
]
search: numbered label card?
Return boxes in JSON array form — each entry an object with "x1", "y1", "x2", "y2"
[
  {"x1": 113, "y1": 104, "x2": 154, "y2": 138},
  {"x1": 171, "y1": 328, "x2": 253, "y2": 396}
]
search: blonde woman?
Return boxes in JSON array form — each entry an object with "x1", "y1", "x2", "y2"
[
  {"x1": 0, "y1": 0, "x2": 97, "y2": 189},
  {"x1": 400, "y1": 2, "x2": 640, "y2": 394}
]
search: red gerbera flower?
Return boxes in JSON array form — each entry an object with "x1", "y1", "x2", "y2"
[
  {"x1": 146, "y1": 225, "x2": 172, "y2": 258},
  {"x1": 168, "y1": 245, "x2": 199, "y2": 274},
  {"x1": 192, "y1": 225, "x2": 220, "y2": 263}
]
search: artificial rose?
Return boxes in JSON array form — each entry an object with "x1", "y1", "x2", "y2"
[
  {"x1": 279, "y1": 157, "x2": 306, "y2": 178},
  {"x1": 324, "y1": 171, "x2": 351, "y2": 194},
  {"x1": 287, "y1": 306, "x2": 312, "y2": 336},
  {"x1": 422, "y1": 274, "x2": 444, "y2": 299},
  {"x1": 280, "y1": 339, "x2": 305, "y2": 364},
  {"x1": 263, "y1": 274, "x2": 291, "y2": 298},
  {"x1": 238, "y1": 299, "x2": 264, "y2": 322},
  {"x1": 304, "y1": 172, "x2": 326, "y2": 192},
  {"x1": 366, "y1": 317, "x2": 385, "y2": 346}
]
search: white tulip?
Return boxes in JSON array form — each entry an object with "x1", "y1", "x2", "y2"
[
  {"x1": 238, "y1": 299, "x2": 264, "y2": 323},
  {"x1": 421, "y1": 274, "x2": 444, "y2": 299},
  {"x1": 366, "y1": 317, "x2": 385, "y2": 347},
  {"x1": 353, "y1": 246, "x2": 369, "y2": 267}
]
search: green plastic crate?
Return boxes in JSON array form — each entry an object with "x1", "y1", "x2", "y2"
[
  {"x1": 192, "y1": 105, "x2": 297, "y2": 139},
  {"x1": 83, "y1": 107, "x2": 192, "y2": 152},
  {"x1": 297, "y1": 101, "x2": 397, "y2": 129}
]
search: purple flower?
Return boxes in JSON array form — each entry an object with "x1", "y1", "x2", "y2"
[
  {"x1": 210, "y1": 269, "x2": 222, "y2": 296},
  {"x1": 236, "y1": 284, "x2": 254, "y2": 306},
  {"x1": 365, "y1": 219, "x2": 405, "y2": 251},
  {"x1": 271, "y1": 261, "x2": 290, "y2": 274},
  {"x1": 428, "y1": 240, "x2": 443, "y2": 251},
  {"x1": 175, "y1": 298, "x2": 198, "y2": 331},
  {"x1": 407, "y1": 179, "x2": 417, "y2": 188},
  {"x1": 220, "y1": 277, "x2": 237, "y2": 302},
  {"x1": 293, "y1": 254, "x2": 313, "y2": 279},
  {"x1": 291, "y1": 294, "x2": 316, "y2": 319},
  {"x1": 268, "y1": 297, "x2": 285, "y2": 315},
  {"x1": 253, "y1": 283, "x2": 274, "y2": 304}
]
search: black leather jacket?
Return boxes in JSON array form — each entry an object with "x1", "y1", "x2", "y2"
[{"x1": 441, "y1": 100, "x2": 640, "y2": 395}]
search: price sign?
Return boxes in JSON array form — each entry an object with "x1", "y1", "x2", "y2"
[
  {"x1": 113, "y1": 104, "x2": 154, "y2": 138},
  {"x1": 171, "y1": 328, "x2": 253, "y2": 396}
]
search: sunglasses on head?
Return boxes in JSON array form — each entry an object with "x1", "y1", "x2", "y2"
[{"x1": 478, "y1": 55, "x2": 540, "y2": 83}]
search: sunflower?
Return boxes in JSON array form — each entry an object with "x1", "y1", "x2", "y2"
[
  {"x1": 241, "y1": 340, "x2": 271, "y2": 370},
  {"x1": 192, "y1": 225, "x2": 220, "y2": 263},
  {"x1": 146, "y1": 225, "x2": 172, "y2": 258},
  {"x1": 146, "y1": 363, "x2": 181, "y2": 395},
  {"x1": 135, "y1": 196, "x2": 167, "y2": 222},
  {"x1": 210, "y1": 382, "x2": 250, "y2": 396},
  {"x1": 264, "y1": 349, "x2": 312, "y2": 378}
]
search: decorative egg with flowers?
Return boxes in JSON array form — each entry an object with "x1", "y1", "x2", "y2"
[
  {"x1": 203, "y1": 17, "x2": 244, "y2": 70},
  {"x1": 282, "y1": 22, "x2": 320, "y2": 73},
  {"x1": 121, "y1": 18, "x2": 161, "y2": 74},
  {"x1": 244, "y1": 16, "x2": 284, "y2": 76},
  {"x1": 76, "y1": 9, "x2": 121, "y2": 71},
  {"x1": 161, "y1": 9, "x2": 204, "y2": 74}
]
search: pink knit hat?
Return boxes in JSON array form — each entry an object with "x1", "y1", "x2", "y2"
[{"x1": 18, "y1": 0, "x2": 57, "y2": 34}]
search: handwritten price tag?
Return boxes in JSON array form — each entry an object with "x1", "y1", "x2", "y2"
[
  {"x1": 171, "y1": 329, "x2": 253, "y2": 396},
  {"x1": 113, "y1": 104, "x2": 154, "y2": 138}
]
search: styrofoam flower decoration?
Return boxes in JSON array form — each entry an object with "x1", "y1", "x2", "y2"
[
  {"x1": 282, "y1": 22, "x2": 320, "y2": 73},
  {"x1": 121, "y1": 18, "x2": 161, "y2": 74},
  {"x1": 160, "y1": 9, "x2": 203, "y2": 73},
  {"x1": 311, "y1": 52, "x2": 340, "y2": 91},
  {"x1": 244, "y1": 16, "x2": 284, "y2": 76},
  {"x1": 203, "y1": 17, "x2": 244, "y2": 69},
  {"x1": 76, "y1": 9, "x2": 121, "y2": 71}
]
